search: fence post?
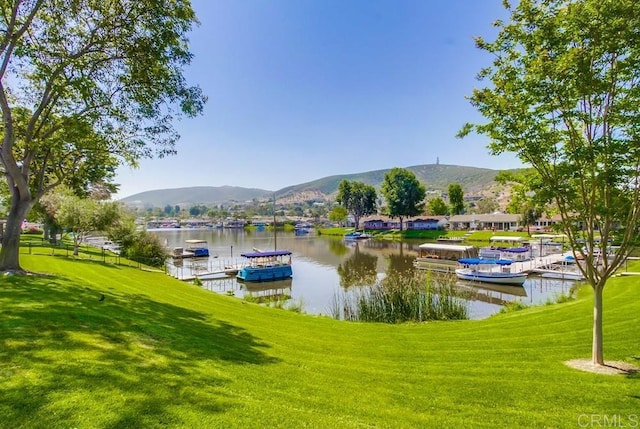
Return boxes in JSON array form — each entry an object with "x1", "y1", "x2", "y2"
[{"x1": 28, "y1": 242, "x2": 31, "y2": 254}]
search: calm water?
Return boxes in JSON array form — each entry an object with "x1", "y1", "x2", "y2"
[{"x1": 152, "y1": 228, "x2": 576, "y2": 319}]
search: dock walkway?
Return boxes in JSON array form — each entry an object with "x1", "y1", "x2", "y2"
[
  {"x1": 168, "y1": 258, "x2": 244, "y2": 281},
  {"x1": 510, "y1": 252, "x2": 574, "y2": 274}
]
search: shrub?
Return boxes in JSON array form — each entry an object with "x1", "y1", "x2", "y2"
[{"x1": 124, "y1": 230, "x2": 168, "y2": 267}]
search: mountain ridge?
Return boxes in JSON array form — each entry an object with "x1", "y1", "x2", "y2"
[{"x1": 120, "y1": 164, "x2": 517, "y2": 207}]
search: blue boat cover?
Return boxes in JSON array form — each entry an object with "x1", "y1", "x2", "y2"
[
  {"x1": 241, "y1": 250, "x2": 292, "y2": 258},
  {"x1": 458, "y1": 258, "x2": 513, "y2": 265}
]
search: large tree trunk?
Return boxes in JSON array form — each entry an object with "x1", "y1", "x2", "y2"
[
  {"x1": 0, "y1": 199, "x2": 33, "y2": 273},
  {"x1": 592, "y1": 285, "x2": 604, "y2": 365}
]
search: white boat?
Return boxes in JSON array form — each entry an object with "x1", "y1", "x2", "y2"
[
  {"x1": 538, "y1": 269, "x2": 584, "y2": 281},
  {"x1": 344, "y1": 231, "x2": 371, "y2": 240},
  {"x1": 455, "y1": 258, "x2": 527, "y2": 286},
  {"x1": 172, "y1": 239, "x2": 210, "y2": 258},
  {"x1": 436, "y1": 236, "x2": 464, "y2": 243}
]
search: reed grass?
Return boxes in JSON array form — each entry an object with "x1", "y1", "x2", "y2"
[{"x1": 332, "y1": 272, "x2": 469, "y2": 322}]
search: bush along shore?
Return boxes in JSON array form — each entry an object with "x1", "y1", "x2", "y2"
[{"x1": 331, "y1": 272, "x2": 470, "y2": 322}]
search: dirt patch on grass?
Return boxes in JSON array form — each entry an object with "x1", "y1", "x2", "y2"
[{"x1": 565, "y1": 359, "x2": 639, "y2": 375}]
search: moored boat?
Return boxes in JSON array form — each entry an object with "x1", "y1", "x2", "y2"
[
  {"x1": 436, "y1": 236, "x2": 464, "y2": 244},
  {"x1": 455, "y1": 258, "x2": 527, "y2": 286},
  {"x1": 413, "y1": 243, "x2": 479, "y2": 273},
  {"x1": 236, "y1": 250, "x2": 293, "y2": 282},
  {"x1": 173, "y1": 239, "x2": 210, "y2": 258},
  {"x1": 294, "y1": 222, "x2": 311, "y2": 235},
  {"x1": 344, "y1": 231, "x2": 372, "y2": 240}
]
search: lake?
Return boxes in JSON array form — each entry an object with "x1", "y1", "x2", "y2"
[{"x1": 152, "y1": 228, "x2": 577, "y2": 319}]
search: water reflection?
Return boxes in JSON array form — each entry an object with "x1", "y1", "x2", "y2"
[
  {"x1": 336, "y1": 243, "x2": 378, "y2": 288},
  {"x1": 327, "y1": 238, "x2": 350, "y2": 257},
  {"x1": 384, "y1": 252, "x2": 417, "y2": 277},
  {"x1": 241, "y1": 278, "x2": 293, "y2": 302},
  {"x1": 456, "y1": 279, "x2": 527, "y2": 306}
]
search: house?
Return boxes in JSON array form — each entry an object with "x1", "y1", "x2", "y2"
[
  {"x1": 448, "y1": 213, "x2": 562, "y2": 232},
  {"x1": 448, "y1": 214, "x2": 521, "y2": 231},
  {"x1": 361, "y1": 215, "x2": 447, "y2": 230}
]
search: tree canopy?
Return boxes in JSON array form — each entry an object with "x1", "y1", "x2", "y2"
[
  {"x1": 0, "y1": 0, "x2": 205, "y2": 272},
  {"x1": 329, "y1": 205, "x2": 348, "y2": 226},
  {"x1": 427, "y1": 197, "x2": 449, "y2": 216},
  {"x1": 448, "y1": 183, "x2": 465, "y2": 215},
  {"x1": 380, "y1": 168, "x2": 426, "y2": 230},
  {"x1": 336, "y1": 180, "x2": 377, "y2": 229},
  {"x1": 460, "y1": 0, "x2": 640, "y2": 365}
]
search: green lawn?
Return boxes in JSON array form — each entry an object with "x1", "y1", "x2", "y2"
[{"x1": 1, "y1": 245, "x2": 638, "y2": 428}]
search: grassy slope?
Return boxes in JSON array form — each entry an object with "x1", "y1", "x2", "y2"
[{"x1": 1, "y1": 250, "x2": 638, "y2": 428}]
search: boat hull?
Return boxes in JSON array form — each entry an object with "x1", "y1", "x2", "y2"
[
  {"x1": 537, "y1": 271, "x2": 584, "y2": 281},
  {"x1": 344, "y1": 232, "x2": 371, "y2": 240},
  {"x1": 455, "y1": 269, "x2": 527, "y2": 286},
  {"x1": 237, "y1": 264, "x2": 293, "y2": 282}
]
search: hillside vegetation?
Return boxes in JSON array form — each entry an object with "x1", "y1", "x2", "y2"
[
  {"x1": 121, "y1": 164, "x2": 514, "y2": 207},
  {"x1": 1, "y1": 244, "x2": 638, "y2": 428}
]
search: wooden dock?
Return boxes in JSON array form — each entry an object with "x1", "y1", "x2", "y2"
[{"x1": 168, "y1": 258, "x2": 244, "y2": 282}]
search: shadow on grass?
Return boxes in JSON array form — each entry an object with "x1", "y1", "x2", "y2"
[{"x1": 0, "y1": 274, "x2": 278, "y2": 426}]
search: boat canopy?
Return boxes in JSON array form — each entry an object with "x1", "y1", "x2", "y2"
[
  {"x1": 418, "y1": 243, "x2": 476, "y2": 251},
  {"x1": 489, "y1": 236, "x2": 525, "y2": 243},
  {"x1": 531, "y1": 234, "x2": 567, "y2": 240},
  {"x1": 458, "y1": 258, "x2": 514, "y2": 265},
  {"x1": 241, "y1": 250, "x2": 292, "y2": 258}
]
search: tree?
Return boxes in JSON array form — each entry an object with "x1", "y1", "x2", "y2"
[
  {"x1": 0, "y1": 1, "x2": 205, "y2": 273},
  {"x1": 329, "y1": 205, "x2": 348, "y2": 226},
  {"x1": 448, "y1": 183, "x2": 465, "y2": 215},
  {"x1": 475, "y1": 197, "x2": 499, "y2": 214},
  {"x1": 47, "y1": 195, "x2": 121, "y2": 256},
  {"x1": 520, "y1": 203, "x2": 542, "y2": 236},
  {"x1": 336, "y1": 180, "x2": 377, "y2": 229},
  {"x1": 96, "y1": 205, "x2": 168, "y2": 267},
  {"x1": 380, "y1": 168, "x2": 426, "y2": 231},
  {"x1": 459, "y1": 0, "x2": 640, "y2": 366},
  {"x1": 427, "y1": 197, "x2": 449, "y2": 216},
  {"x1": 495, "y1": 169, "x2": 545, "y2": 233}
]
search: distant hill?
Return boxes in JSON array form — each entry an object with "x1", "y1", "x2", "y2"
[
  {"x1": 120, "y1": 185, "x2": 272, "y2": 208},
  {"x1": 276, "y1": 164, "x2": 503, "y2": 199},
  {"x1": 120, "y1": 164, "x2": 514, "y2": 207}
]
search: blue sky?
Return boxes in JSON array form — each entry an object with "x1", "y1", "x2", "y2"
[{"x1": 115, "y1": 0, "x2": 522, "y2": 198}]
